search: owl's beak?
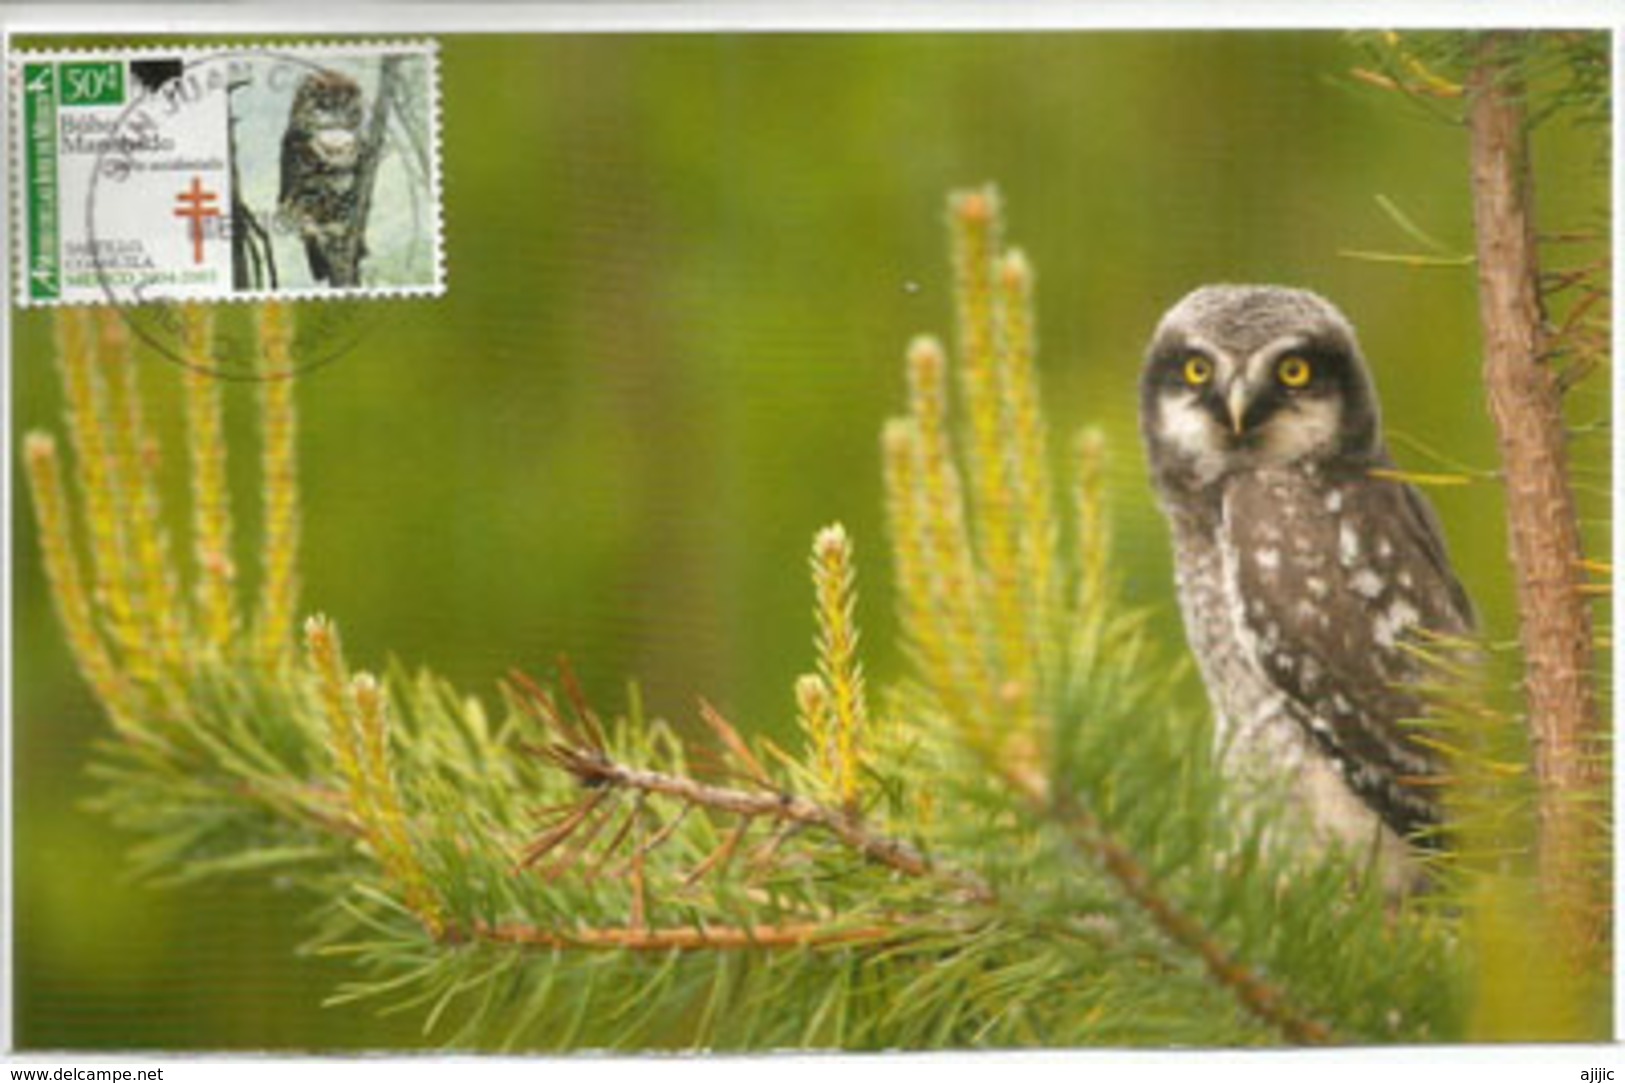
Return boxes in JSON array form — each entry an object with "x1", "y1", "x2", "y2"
[{"x1": 1226, "y1": 382, "x2": 1250, "y2": 435}]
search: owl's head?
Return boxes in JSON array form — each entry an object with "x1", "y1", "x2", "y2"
[
  {"x1": 1140, "y1": 285, "x2": 1383, "y2": 488},
  {"x1": 290, "y1": 69, "x2": 365, "y2": 131}
]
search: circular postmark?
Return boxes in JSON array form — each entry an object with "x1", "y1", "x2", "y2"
[{"x1": 82, "y1": 46, "x2": 439, "y2": 380}]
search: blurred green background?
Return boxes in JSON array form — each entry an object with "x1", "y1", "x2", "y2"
[{"x1": 10, "y1": 32, "x2": 1609, "y2": 1049}]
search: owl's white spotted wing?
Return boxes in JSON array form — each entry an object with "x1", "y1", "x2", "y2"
[{"x1": 1222, "y1": 467, "x2": 1474, "y2": 845}]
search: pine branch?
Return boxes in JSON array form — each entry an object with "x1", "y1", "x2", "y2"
[
  {"x1": 1466, "y1": 30, "x2": 1608, "y2": 977},
  {"x1": 512, "y1": 676, "x2": 993, "y2": 905},
  {"x1": 1044, "y1": 785, "x2": 1333, "y2": 1044},
  {"x1": 467, "y1": 920, "x2": 901, "y2": 952}
]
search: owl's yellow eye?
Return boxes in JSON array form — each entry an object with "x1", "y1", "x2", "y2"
[
  {"x1": 1277, "y1": 356, "x2": 1313, "y2": 388},
  {"x1": 1183, "y1": 356, "x2": 1214, "y2": 386}
]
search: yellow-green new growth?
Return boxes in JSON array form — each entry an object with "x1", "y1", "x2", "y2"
[
  {"x1": 950, "y1": 189, "x2": 1027, "y2": 691},
  {"x1": 880, "y1": 417, "x2": 940, "y2": 688},
  {"x1": 54, "y1": 309, "x2": 141, "y2": 675},
  {"x1": 304, "y1": 615, "x2": 442, "y2": 935},
  {"x1": 883, "y1": 191, "x2": 1067, "y2": 761},
  {"x1": 28, "y1": 303, "x2": 305, "y2": 734},
  {"x1": 98, "y1": 312, "x2": 187, "y2": 675},
  {"x1": 997, "y1": 249, "x2": 1062, "y2": 685},
  {"x1": 353, "y1": 671, "x2": 443, "y2": 936},
  {"x1": 811, "y1": 524, "x2": 869, "y2": 814},
  {"x1": 255, "y1": 304, "x2": 301, "y2": 667},
  {"x1": 794, "y1": 673, "x2": 839, "y2": 798},
  {"x1": 23, "y1": 432, "x2": 131, "y2": 724},
  {"x1": 182, "y1": 304, "x2": 236, "y2": 651},
  {"x1": 1073, "y1": 426, "x2": 1111, "y2": 627},
  {"x1": 893, "y1": 338, "x2": 994, "y2": 717},
  {"x1": 306, "y1": 614, "x2": 367, "y2": 803}
]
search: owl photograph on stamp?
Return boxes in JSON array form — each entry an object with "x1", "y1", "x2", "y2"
[
  {"x1": 243, "y1": 51, "x2": 440, "y2": 294},
  {"x1": 4, "y1": 16, "x2": 1613, "y2": 1063}
]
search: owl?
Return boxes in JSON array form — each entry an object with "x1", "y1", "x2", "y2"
[
  {"x1": 1139, "y1": 285, "x2": 1474, "y2": 875},
  {"x1": 278, "y1": 68, "x2": 366, "y2": 284}
]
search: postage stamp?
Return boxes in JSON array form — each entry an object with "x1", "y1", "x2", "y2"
[{"x1": 11, "y1": 41, "x2": 443, "y2": 310}]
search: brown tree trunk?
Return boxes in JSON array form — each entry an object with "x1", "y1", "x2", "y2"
[{"x1": 1466, "y1": 32, "x2": 1607, "y2": 972}]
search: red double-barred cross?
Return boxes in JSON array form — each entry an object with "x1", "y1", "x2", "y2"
[{"x1": 173, "y1": 176, "x2": 220, "y2": 265}]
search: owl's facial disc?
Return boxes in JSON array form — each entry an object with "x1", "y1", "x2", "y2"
[
  {"x1": 1145, "y1": 335, "x2": 1349, "y2": 483},
  {"x1": 1141, "y1": 285, "x2": 1384, "y2": 490},
  {"x1": 1226, "y1": 337, "x2": 1346, "y2": 465}
]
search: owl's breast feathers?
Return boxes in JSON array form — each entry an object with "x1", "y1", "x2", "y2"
[{"x1": 1220, "y1": 465, "x2": 1474, "y2": 844}]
